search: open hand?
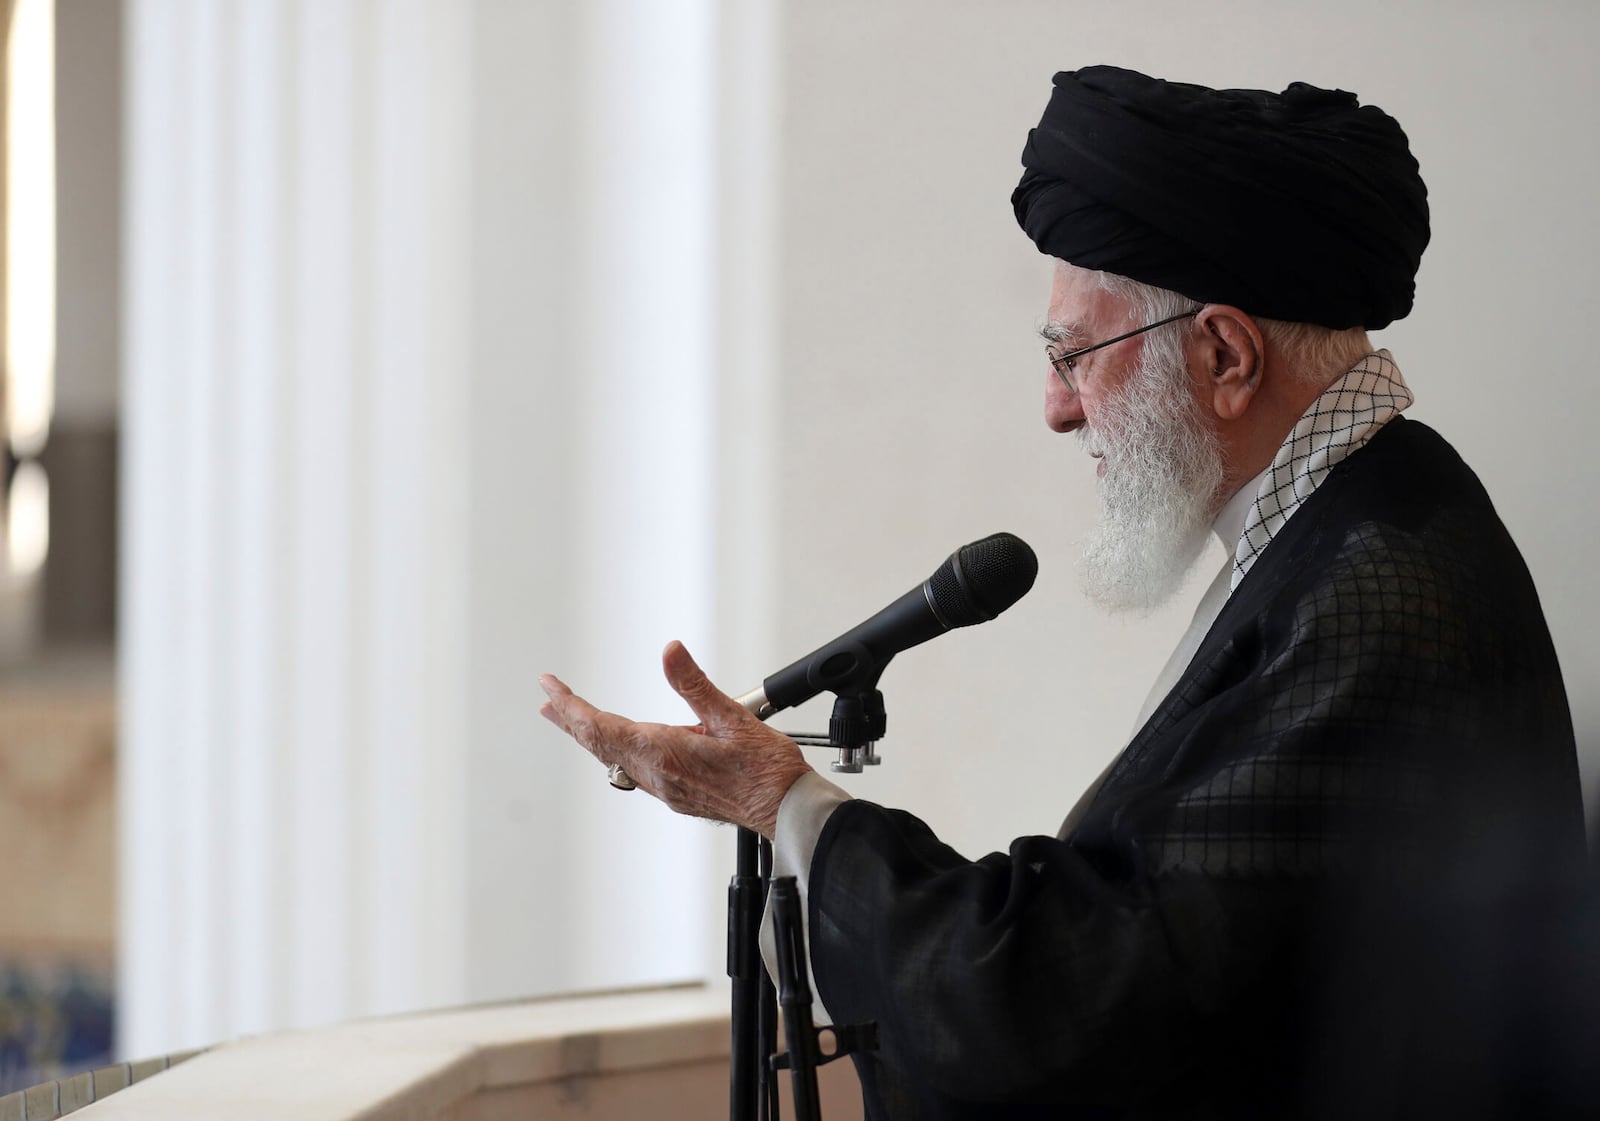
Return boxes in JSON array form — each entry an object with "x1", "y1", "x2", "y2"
[{"x1": 539, "y1": 640, "x2": 813, "y2": 839}]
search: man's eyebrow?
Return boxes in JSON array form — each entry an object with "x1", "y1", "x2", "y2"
[{"x1": 1038, "y1": 321, "x2": 1085, "y2": 345}]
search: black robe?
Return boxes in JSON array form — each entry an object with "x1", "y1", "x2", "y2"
[{"x1": 807, "y1": 419, "x2": 1593, "y2": 1120}]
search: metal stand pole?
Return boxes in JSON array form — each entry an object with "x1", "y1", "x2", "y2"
[
  {"x1": 759, "y1": 838, "x2": 779, "y2": 1121},
  {"x1": 770, "y1": 876, "x2": 822, "y2": 1121},
  {"x1": 728, "y1": 826, "x2": 765, "y2": 1121},
  {"x1": 727, "y1": 700, "x2": 883, "y2": 1121}
]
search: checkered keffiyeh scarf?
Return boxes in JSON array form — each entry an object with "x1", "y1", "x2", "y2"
[{"x1": 1233, "y1": 351, "x2": 1413, "y2": 589}]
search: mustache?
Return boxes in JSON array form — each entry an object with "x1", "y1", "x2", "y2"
[{"x1": 1075, "y1": 426, "x2": 1106, "y2": 457}]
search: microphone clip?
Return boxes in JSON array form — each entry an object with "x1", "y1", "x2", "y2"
[
  {"x1": 782, "y1": 688, "x2": 888, "y2": 773},
  {"x1": 827, "y1": 689, "x2": 885, "y2": 773}
]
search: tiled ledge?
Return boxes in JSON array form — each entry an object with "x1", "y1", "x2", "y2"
[
  {"x1": 0, "y1": 1052, "x2": 202, "y2": 1121},
  {"x1": 4, "y1": 985, "x2": 860, "y2": 1121}
]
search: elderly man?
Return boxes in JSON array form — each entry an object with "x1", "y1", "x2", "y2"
[{"x1": 540, "y1": 67, "x2": 1589, "y2": 1119}]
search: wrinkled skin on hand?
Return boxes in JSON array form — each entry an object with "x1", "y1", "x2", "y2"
[{"x1": 539, "y1": 640, "x2": 814, "y2": 839}]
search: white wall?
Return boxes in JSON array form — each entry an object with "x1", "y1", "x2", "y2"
[{"x1": 768, "y1": 0, "x2": 1600, "y2": 858}]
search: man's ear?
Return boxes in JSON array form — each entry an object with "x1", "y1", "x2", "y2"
[{"x1": 1193, "y1": 306, "x2": 1264, "y2": 421}]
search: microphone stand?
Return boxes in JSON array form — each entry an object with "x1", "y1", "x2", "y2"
[
  {"x1": 728, "y1": 826, "x2": 764, "y2": 1121},
  {"x1": 719, "y1": 531, "x2": 1033, "y2": 1119},
  {"x1": 727, "y1": 825, "x2": 788, "y2": 1121},
  {"x1": 769, "y1": 875, "x2": 822, "y2": 1121},
  {"x1": 760, "y1": 838, "x2": 781, "y2": 1121},
  {"x1": 727, "y1": 691, "x2": 883, "y2": 1121}
]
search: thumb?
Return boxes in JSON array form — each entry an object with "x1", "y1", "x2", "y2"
[{"x1": 662, "y1": 640, "x2": 746, "y2": 730}]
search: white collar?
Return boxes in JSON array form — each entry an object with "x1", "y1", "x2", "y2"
[{"x1": 1231, "y1": 350, "x2": 1413, "y2": 590}]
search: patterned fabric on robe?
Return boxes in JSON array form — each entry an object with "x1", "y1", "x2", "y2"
[{"x1": 808, "y1": 418, "x2": 1592, "y2": 1121}]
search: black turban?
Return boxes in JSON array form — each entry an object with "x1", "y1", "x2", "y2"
[{"x1": 1012, "y1": 66, "x2": 1430, "y2": 330}]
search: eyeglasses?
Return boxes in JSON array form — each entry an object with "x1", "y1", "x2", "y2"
[{"x1": 1045, "y1": 308, "x2": 1201, "y2": 394}]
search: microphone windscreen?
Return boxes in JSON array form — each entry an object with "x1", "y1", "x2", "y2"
[{"x1": 927, "y1": 532, "x2": 1038, "y2": 628}]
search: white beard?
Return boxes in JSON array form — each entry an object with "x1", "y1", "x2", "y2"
[{"x1": 1077, "y1": 350, "x2": 1225, "y2": 613}]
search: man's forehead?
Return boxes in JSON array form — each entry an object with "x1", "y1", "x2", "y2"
[{"x1": 1047, "y1": 264, "x2": 1131, "y2": 337}]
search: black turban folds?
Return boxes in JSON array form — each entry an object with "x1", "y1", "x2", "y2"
[{"x1": 1012, "y1": 66, "x2": 1430, "y2": 330}]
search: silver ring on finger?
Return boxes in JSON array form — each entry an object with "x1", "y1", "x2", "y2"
[{"x1": 607, "y1": 762, "x2": 637, "y2": 791}]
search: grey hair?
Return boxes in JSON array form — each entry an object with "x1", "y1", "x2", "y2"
[
  {"x1": 1253, "y1": 316, "x2": 1374, "y2": 384},
  {"x1": 1094, "y1": 271, "x2": 1372, "y2": 387}
]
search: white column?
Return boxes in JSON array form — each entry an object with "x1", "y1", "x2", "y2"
[
  {"x1": 225, "y1": 0, "x2": 287, "y2": 1038},
  {"x1": 563, "y1": 0, "x2": 721, "y2": 992},
  {"x1": 121, "y1": 0, "x2": 476, "y2": 1053},
  {"x1": 120, "y1": 0, "x2": 185, "y2": 1055},
  {"x1": 121, "y1": 0, "x2": 775, "y2": 1055},
  {"x1": 361, "y1": 0, "x2": 472, "y2": 1021},
  {"x1": 456, "y1": 0, "x2": 732, "y2": 1004}
]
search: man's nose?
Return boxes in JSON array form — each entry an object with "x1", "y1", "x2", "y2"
[{"x1": 1045, "y1": 369, "x2": 1086, "y2": 433}]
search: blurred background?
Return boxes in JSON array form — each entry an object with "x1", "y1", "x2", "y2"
[{"x1": 1, "y1": 0, "x2": 1596, "y2": 1092}]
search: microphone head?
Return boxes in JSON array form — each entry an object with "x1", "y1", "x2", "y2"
[{"x1": 926, "y1": 532, "x2": 1038, "y2": 628}]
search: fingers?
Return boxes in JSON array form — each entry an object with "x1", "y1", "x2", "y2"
[
  {"x1": 538, "y1": 675, "x2": 627, "y2": 766},
  {"x1": 661, "y1": 640, "x2": 746, "y2": 730},
  {"x1": 539, "y1": 675, "x2": 688, "y2": 799},
  {"x1": 537, "y1": 663, "x2": 811, "y2": 835}
]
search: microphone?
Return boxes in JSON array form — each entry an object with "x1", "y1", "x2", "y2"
[{"x1": 736, "y1": 532, "x2": 1038, "y2": 720}]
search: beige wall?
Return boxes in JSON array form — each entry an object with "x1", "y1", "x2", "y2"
[
  {"x1": 54, "y1": 0, "x2": 121, "y2": 429},
  {"x1": 0, "y1": 669, "x2": 115, "y2": 959},
  {"x1": 768, "y1": 0, "x2": 1600, "y2": 857}
]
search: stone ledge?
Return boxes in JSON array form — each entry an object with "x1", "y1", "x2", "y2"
[{"x1": 24, "y1": 985, "x2": 862, "y2": 1121}]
